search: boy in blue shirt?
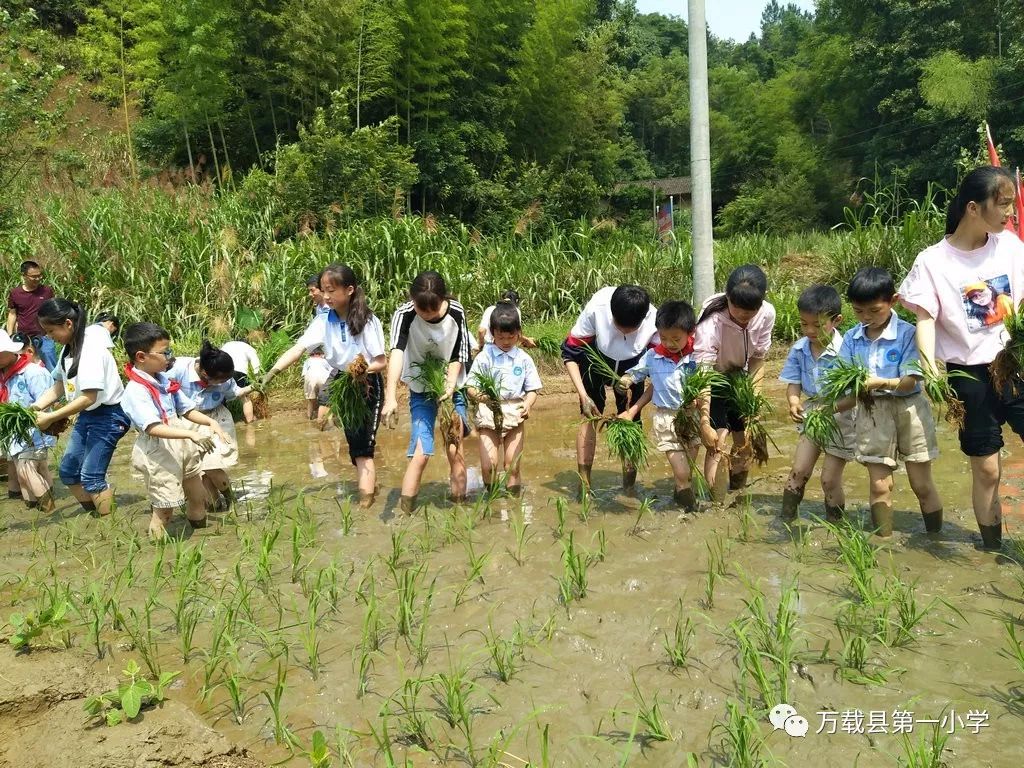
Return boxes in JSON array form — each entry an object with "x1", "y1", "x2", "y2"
[
  {"x1": 121, "y1": 323, "x2": 229, "y2": 539},
  {"x1": 780, "y1": 285, "x2": 855, "y2": 524},
  {"x1": 618, "y1": 300, "x2": 716, "y2": 512},
  {"x1": 837, "y1": 268, "x2": 941, "y2": 537}
]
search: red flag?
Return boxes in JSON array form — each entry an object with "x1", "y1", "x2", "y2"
[
  {"x1": 986, "y1": 122, "x2": 1001, "y2": 167},
  {"x1": 1016, "y1": 168, "x2": 1024, "y2": 240}
]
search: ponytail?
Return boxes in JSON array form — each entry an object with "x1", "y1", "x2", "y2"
[
  {"x1": 38, "y1": 299, "x2": 86, "y2": 378},
  {"x1": 321, "y1": 263, "x2": 372, "y2": 336},
  {"x1": 697, "y1": 264, "x2": 767, "y2": 324},
  {"x1": 946, "y1": 166, "x2": 1014, "y2": 235},
  {"x1": 198, "y1": 339, "x2": 235, "y2": 378}
]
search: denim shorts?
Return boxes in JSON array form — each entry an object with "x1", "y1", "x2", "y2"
[
  {"x1": 408, "y1": 390, "x2": 470, "y2": 457},
  {"x1": 59, "y1": 404, "x2": 131, "y2": 494}
]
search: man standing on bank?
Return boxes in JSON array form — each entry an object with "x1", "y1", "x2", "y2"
[{"x1": 7, "y1": 261, "x2": 56, "y2": 371}]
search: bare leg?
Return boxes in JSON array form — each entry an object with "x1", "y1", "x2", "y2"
[
  {"x1": 149, "y1": 506, "x2": 173, "y2": 539},
  {"x1": 969, "y1": 453, "x2": 1001, "y2": 527},
  {"x1": 478, "y1": 429, "x2": 500, "y2": 486},
  {"x1": 905, "y1": 461, "x2": 941, "y2": 514},
  {"x1": 183, "y1": 475, "x2": 209, "y2": 522},
  {"x1": 820, "y1": 454, "x2": 848, "y2": 509},
  {"x1": 446, "y1": 434, "x2": 467, "y2": 499},
  {"x1": 241, "y1": 395, "x2": 255, "y2": 423},
  {"x1": 785, "y1": 436, "x2": 821, "y2": 494},
  {"x1": 354, "y1": 457, "x2": 375, "y2": 498},
  {"x1": 503, "y1": 425, "x2": 526, "y2": 489},
  {"x1": 401, "y1": 449, "x2": 429, "y2": 498},
  {"x1": 866, "y1": 463, "x2": 894, "y2": 536},
  {"x1": 666, "y1": 450, "x2": 693, "y2": 491}
]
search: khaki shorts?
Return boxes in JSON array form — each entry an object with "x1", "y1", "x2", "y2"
[
  {"x1": 855, "y1": 392, "x2": 939, "y2": 468},
  {"x1": 474, "y1": 398, "x2": 525, "y2": 434},
  {"x1": 304, "y1": 370, "x2": 329, "y2": 400},
  {"x1": 8, "y1": 450, "x2": 51, "y2": 501},
  {"x1": 197, "y1": 404, "x2": 238, "y2": 471},
  {"x1": 131, "y1": 417, "x2": 204, "y2": 508},
  {"x1": 799, "y1": 406, "x2": 857, "y2": 462},
  {"x1": 652, "y1": 407, "x2": 699, "y2": 453}
]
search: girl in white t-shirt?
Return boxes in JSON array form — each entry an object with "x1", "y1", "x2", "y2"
[
  {"x1": 264, "y1": 264, "x2": 387, "y2": 507},
  {"x1": 900, "y1": 166, "x2": 1024, "y2": 551},
  {"x1": 31, "y1": 300, "x2": 131, "y2": 517}
]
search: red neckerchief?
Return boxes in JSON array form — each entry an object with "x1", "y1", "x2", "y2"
[
  {"x1": 0, "y1": 353, "x2": 33, "y2": 403},
  {"x1": 124, "y1": 365, "x2": 181, "y2": 424},
  {"x1": 653, "y1": 338, "x2": 694, "y2": 363}
]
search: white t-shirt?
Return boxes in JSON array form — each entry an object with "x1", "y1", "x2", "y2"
[
  {"x1": 302, "y1": 356, "x2": 333, "y2": 381},
  {"x1": 479, "y1": 304, "x2": 523, "y2": 344},
  {"x1": 57, "y1": 325, "x2": 124, "y2": 409},
  {"x1": 390, "y1": 300, "x2": 471, "y2": 392},
  {"x1": 900, "y1": 231, "x2": 1024, "y2": 366},
  {"x1": 222, "y1": 341, "x2": 262, "y2": 375},
  {"x1": 468, "y1": 344, "x2": 542, "y2": 399},
  {"x1": 296, "y1": 312, "x2": 387, "y2": 371},
  {"x1": 567, "y1": 286, "x2": 658, "y2": 362}
]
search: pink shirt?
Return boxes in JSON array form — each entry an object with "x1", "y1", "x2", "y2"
[
  {"x1": 693, "y1": 293, "x2": 776, "y2": 371},
  {"x1": 899, "y1": 231, "x2": 1024, "y2": 366}
]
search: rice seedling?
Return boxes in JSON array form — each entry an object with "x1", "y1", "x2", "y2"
[
  {"x1": 601, "y1": 418, "x2": 650, "y2": 472},
  {"x1": 123, "y1": 603, "x2": 162, "y2": 678},
  {"x1": 725, "y1": 372, "x2": 777, "y2": 465},
  {"x1": 482, "y1": 618, "x2": 526, "y2": 683},
  {"x1": 469, "y1": 367, "x2": 505, "y2": 434},
  {"x1": 731, "y1": 622, "x2": 781, "y2": 709},
  {"x1": 0, "y1": 402, "x2": 39, "y2": 449},
  {"x1": 429, "y1": 658, "x2": 491, "y2": 758},
  {"x1": 834, "y1": 610, "x2": 895, "y2": 686},
  {"x1": 336, "y1": 496, "x2": 354, "y2": 535},
  {"x1": 247, "y1": 361, "x2": 271, "y2": 419},
  {"x1": 389, "y1": 678, "x2": 433, "y2": 750},
  {"x1": 334, "y1": 727, "x2": 362, "y2": 768},
  {"x1": 506, "y1": 508, "x2": 531, "y2": 566},
  {"x1": 410, "y1": 584, "x2": 435, "y2": 667},
  {"x1": 712, "y1": 700, "x2": 771, "y2": 768},
  {"x1": 673, "y1": 367, "x2": 726, "y2": 444},
  {"x1": 818, "y1": 357, "x2": 873, "y2": 409},
  {"x1": 663, "y1": 599, "x2": 695, "y2": 669},
  {"x1": 393, "y1": 563, "x2": 426, "y2": 637},
  {"x1": 327, "y1": 354, "x2": 372, "y2": 427},
  {"x1": 262, "y1": 662, "x2": 297, "y2": 747},
  {"x1": 701, "y1": 568, "x2": 718, "y2": 611},
  {"x1": 556, "y1": 531, "x2": 589, "y2": 605},
  {"x1": 361, "y1": 588, "x2": 385, "y2": 652},
  {"x1": 553, "y1": 497, "x2": 567, "y2": 539},
  {"x1": 74, "y1": 581, "x2": 110, "y2": 659},
  {"x1": 583, "y1": 343, "x2": 628, "y2": 397},
  {"x1": 706, "y1": 533, "x2": 730, "y2": 577},
  {"x1": 412, "y1": 356, "x2": 461, "y2": 448},
  {"x1": 578, "y1": 488, "x2": 592, "y2": 522},
  {"x1": 898, "y1": 719, "x2": 951, "y2": 768},
  {"x1": 629, "y1": 496, "x2": 654, "y2": 537},
  {"x1": 824, "y1": 517, "x2": 880, "y2": 604},
  {"x1": 463, "y1": 536, "x2": 491, "y2": 586},
  {"x1": 590, "y1": 528, "x2": 607, "y2": 563},
  {"x1": 801, "y1": 403, "x2": 844, "y2": 451},
  {"x1": 355, "y1": 648, "x2": 375, "y2": 699},
  {"x1": 910, "y1": 361, "x2": 974, "y2": 431},
  {"x1": 315, "y1": 560, "x2": 341, "y2": 614},
  {"x1": 300, "y1": 599, "x2": 323, "y2": 679},
  {"x1": 386, "y1": 529, "x2": 409, "y2": 570},
  {"x1": 991, "y1": 302, "x2": 1024, "y2": 396},
  {"x1": 255, "y1": 527, "x2": 280, "y2": 591},
  {"x1": 999, "y1": 621, "x2": 1024, "y2": 676},
  {"x1": 617, "y1": 674, "x2": 673, "y2": 742}
]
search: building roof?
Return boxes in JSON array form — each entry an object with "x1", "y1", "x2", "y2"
[{"x1": 614, "y1": 177, "x2": 693, "y2": 196}]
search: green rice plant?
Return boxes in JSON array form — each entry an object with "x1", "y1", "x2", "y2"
[
  {"x1": 393, "y1": 562, "x2": 426, "y2": 637},
  {"x1": 389, "y1": 678, "x2": 433, "y2": 750},
  {"x1": 712, "y1": 700, "x2": 771, "y2": 768},
  {"x1": 732, "y1": 579, "x2": 800, "y2": 707},
  {"x1": 336, "y1": 497, "x2": 354, "y2": 535},
  {"x1": 731, "y1": 622, "x2": 781, "y2": 709},
  {"x1": 316, "y1": 560, "x2": 341, "y2": 613},
  {"x1": 589, "y1": 528, "x2": 607, "y2": 563},
  {"x1": 73, "y1": 581, "x2": 110, "y2": 659},
  {"x1": 0, "y1": 402, "x2": 38, "y2": 449},
  {"x1": 255, "y1": 526, "x2": 280, "y2": 591},
  {"x1": 578, "y1": 488, "x2": 592, "y2": 522},
  {"x1": 629, "y1": 496, "x2": 654, "y2": 537},
  {"x1": 818, "y1": 357, "x2": 873, "y2": 409},
  {"x1": 991, "y1": 302, "x2": 1024, "y2": 396},
  {"x1": 583, "y1": 343, "x2": 626, "y2": 393},
  {"x1": 663, "y1": 599, "x2": 695, "y2": 669},
  {"x1": 706, "y1": 532, "x2": 730, "y2": 577},
  {"x1": 367, "y1": 707, "x2": 409, "y2": 768},
  {"x1": 300, "y1": 599, "x2": 323, "y2": 679},
  {"x1": 82, "y1": 660, "x2": 179, "y2": 727},
  {"x1": 361, "y1": 587, "x2": 384, "y2": 652},
  {"x1": 618, "y1": 674, "x2": 673, "y2": 742},
  {"x1": 410, "y1": 581, "x2": 436, "y2": 668},
  {"x1": 701, "y1": 568, "x2": 718, "y2": 611},
  {"x1": 556, "y1": 531, "x2": 589, "y2": 605},
  {"x1": 327, "y1": 354, "x2": 371, "y2": 427},
  {"x1": 898, "y1": 720, "x2": 951, "y2": 768},
  {"x1": 262, "y1": 662, "x2": 297, "y2": 747},
  {"x1": 334, "y1": 727, "x2": 362, "y2": 768},
  {"x1": 999, "y1": 621, "x2": 1024, "y2": 676},
  {"x1": 725, "y1": 372, "x2": 777, "y2": 465},
  {"x1": 910, "y1": 361, "x2": 974, "y2": 431},
  {"x1": 463, "y1": 536, "x2": 491, "y2": 585},
  {"x1": 428, "y1": 658, "x2": 492, "y2": 758},
  {"x1": 876, "y1": 576, "x2": 939, "y2": 649},
  {"x1": 469, "y1": 366, "x2": 505, "y2": 434},
  {"x1": 123, "y1": 603, "x2": 162, "y2": 678},
  {"x1": 824, "y1": 517, "x2": 880, "y2": 604},
  {"x1": 507, "y1": 508, "x2": 532, "y2": 566},
  {"x1": 355, "y1": 648, "x2": 375, "y2": 699},
  {"x1": 482, "y1": 618, "x2": 526, "y2": 683},
  {"x1": 673, "y1": 367, "x2": 727, "y2": 443},
  {"x1": 801, "y1": 403, "x2": 844, "y2": 451},
  {"x1": 554, "y1": 497, "x2": 567, "y2": 539},
  {"x1": 835, "y1": 607, "x2": 895, "y2": 685},
  {"x1": 601, "y1": 417, "x2": 650, "y2": 471},
  {"x1": 386, "y1": 529, "x2": 408, "y2": 570}
]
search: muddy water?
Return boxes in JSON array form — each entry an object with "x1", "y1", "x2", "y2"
[{"x1": 1, "y1": 378, "x2": 1023, "y2": 767}]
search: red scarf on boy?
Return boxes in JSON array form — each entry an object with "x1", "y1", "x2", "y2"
[
  {"x1": 0, "y1": 353, "x2": 34, "y2": 403},
  {"x1": 124, "y1": 365, "x2": 181, "y2": 424},
  {"x1": 652, "y1": 337, "x2": 694, "y2": 363}
]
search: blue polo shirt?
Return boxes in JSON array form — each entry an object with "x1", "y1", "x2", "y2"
[
  {"x1": 838, "y1": 311, "x2": 920, "y2": 396},
  {"x1": 2, "y1": 362, "x2": 56, "y2": 454},
  {"x1": 167, "y1": 357, "x2": 240, "y2": 412},
  {"x1": 468, "y1": 344, "x2": 542, "y2": 399},
  {"x1": 779, "y1": 330, "x2": 844, "y2": 398},
  {"x1": 122, "y1": 369, "x2": 196, "y2": 432},
  {"x1": 626, "y1": 348, "x2": 697, "y2": 410}
]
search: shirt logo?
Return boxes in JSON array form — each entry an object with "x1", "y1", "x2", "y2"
[
  {"x1": 513, "y1": 366, "x2": 523, "y2": 376},
  {"x1": 885, "y1": 348, "x2": 900, "y2": 363}
]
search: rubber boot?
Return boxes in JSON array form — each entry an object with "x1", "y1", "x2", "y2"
[
  {"x1": 780, "y1": 488, "x2": 803, "y2": 522},
  {"x1": 979, "y1": 523, "x2": 1003, "y2": 551},
  {"x1": 824, "y1": 504, "x2": 845, "y2": 524},
  {"x1": 729, "y1": 470, "x2": 749, "y2": 492},
  {"x1": 921, "y1": 508, "x2": 943, "y2": 534},
  {"x1": 673, "y1": 487, "x2": 698, "y2": 513},
  {"x1": 399, "y1": 494, "x2": 417, "y2": 516},
  {"x1": 622, "y1": 464, "x2": 637, "y2": 491},
  {"x1": 870, "y1": 502, "x2": 894, "y2": 537},
  {"x1": 577, "y1": 463, "x2": 592, "y2": 501}
]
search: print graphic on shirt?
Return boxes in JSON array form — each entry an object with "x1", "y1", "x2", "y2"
[{"x1": 961, "y1": 274, "x2": 1012, "y2": 332}]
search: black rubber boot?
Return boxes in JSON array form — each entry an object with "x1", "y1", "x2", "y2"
[
  {"x1": 824, "y1": 504, "x2": 845, "y2": 524},
  {"x1": 674, "y1": 487, "x2": 698, "y2": 513},
  {"x1": 780, "y1": 488, "x2": 803, "y2": 522},
  {"x1": 921, "y1": 508, "x2": 943, "y2": 534},
  {"x1": 622, "y1": 464, "x2": 637, "y2": 490},
  {"x1": 399, "y1": 495, "x2": 417, "y2": 516},
  {"x1": 979, "y1": 523, "x2": 1003, "y2": 551},
  {"x1": 870, "y1": 502, "x2": 894, "y2": 537},
  {"x1": 728, "y1": 470, "x2": 749, "y2": 492}
]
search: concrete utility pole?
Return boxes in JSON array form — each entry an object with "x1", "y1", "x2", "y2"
[{"x1": 688, "y1": 0, "x2": 715, "y2": 305}]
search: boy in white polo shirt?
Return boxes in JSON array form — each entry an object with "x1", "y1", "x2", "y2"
[
  {"x1": 467, "y1": 303, "x2": 542, "y2": 495},
  {"x1": 121, "y1": 323, "x2": 230, "y2": 539},
  {"x1": 561, "y1": 284, "x2": 658, "y2": 497}
]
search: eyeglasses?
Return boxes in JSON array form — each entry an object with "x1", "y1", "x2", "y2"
[{"x1": 152, "y1": 348, "x2": 175, "y2": 359}]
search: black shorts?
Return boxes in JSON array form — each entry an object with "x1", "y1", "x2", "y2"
[
  {"x1": 232, "y1": 372, "x2": 250, "y2": 388},
  {"x1": 318, "y1": 371, "x2": 384, "y2": 464},
  {"x1": 948, "y1": 362, "x2": 1024, "y2": 456},
  {"x1": 708, "y1": 383, "x2": 745, "y2": 433},
  {"x1": 580, "y1": 350, "x2": 644, "y2": 419}
]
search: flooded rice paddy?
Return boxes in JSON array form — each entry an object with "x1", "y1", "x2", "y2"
[{"x1": 1, "y1": 377, "x2": 1023, "y2": 767}]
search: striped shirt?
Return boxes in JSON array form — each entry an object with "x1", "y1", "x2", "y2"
[{"x1": 390, "y1": 299, "x2": 471, "y2": 392}]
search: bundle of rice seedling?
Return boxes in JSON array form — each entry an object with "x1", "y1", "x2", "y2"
[
  {"x1": 327, "y1": 354, "x2": 370, "y2": 428},
  {"x1": 583, "y1": 344, "x2": 631, "y2": 406},
  {"x1": 601, "y1": 417, "x2": 650, "y2": 471},
  {"x1": 910, "y1": 362, "x2": 974, "y2": 431},
  {"x1": 412, "y1": 356, "x2": 461, "y2": 447},
  {"x1": 673, "y1": 367, "x2": 727, "y2": 444},
  {"x1": 532, "y1": 331, "x2": 564, "y2": 358},
  {"x1": 245, "y1": 360, "x2": 271, "y2": 419},
  {"x1": 470, "y1": 368, "x2": 504, "y2": 434},
  {"x1": 726, "y1": 372, "x2": 777, "y2": 466},
  {"x1": 991, "y1": 303, "x2": 1024, "y2": 395},
  {"x1": 801, "y1": 403, "x2": 843, "y2": 451},
  {"x1": 818, "y1": 358, "x2": 873, "y2": 409},
  {"x1": 0, "y1": 403, "x2": 38, "y2": 449}
]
